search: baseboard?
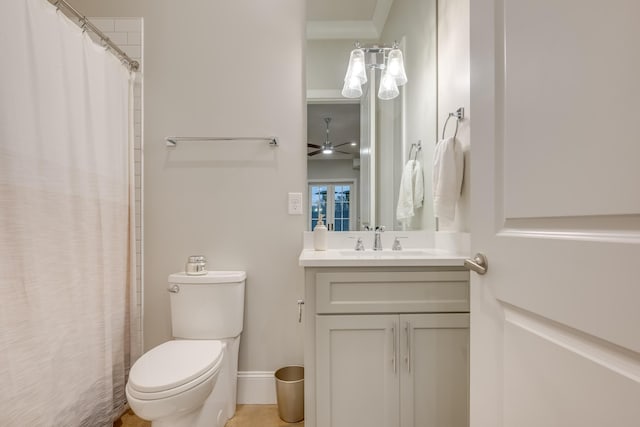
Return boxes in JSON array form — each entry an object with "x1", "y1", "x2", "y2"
[{"x1": 237, "y1": 371, "x2": 276, "y2": 404}]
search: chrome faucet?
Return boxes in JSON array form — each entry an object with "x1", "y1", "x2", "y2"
[
  {"x1": 350, "y1": 236, "x2": 365, "y2": 251},
  {"x1": 392, "y1": 236, "x2": 407, "y2": 251},
  {"x1": 373, "y1": 226, "x2": 385, "y2": 251}
]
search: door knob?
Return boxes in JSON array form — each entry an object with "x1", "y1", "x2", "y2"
[{"x1": 465, "y1": 253, "x2": 488, "y2": 275}]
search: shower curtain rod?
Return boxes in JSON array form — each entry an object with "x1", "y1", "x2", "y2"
[{"x1": 48, "y1": 0, "x2": 140, "y2": 72}]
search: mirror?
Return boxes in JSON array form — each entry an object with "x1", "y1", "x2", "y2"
[{"x1": 306, "y1": 0, "x2": 437, "y2": 231}]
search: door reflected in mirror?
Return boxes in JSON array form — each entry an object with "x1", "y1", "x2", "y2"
[{"x1": 309, "y1": 182, "x2": 354, "y2": 231}]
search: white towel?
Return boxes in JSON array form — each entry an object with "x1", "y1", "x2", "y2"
[
  {"x1": 412, "y1": 160, "x2": 424, "y2": 209},
  {"x1": 396, "y1": 160, "x2": 424, "y2": 222},
  {"x1": 433, "y1": 137, "x2": 463, "y2": 221}
]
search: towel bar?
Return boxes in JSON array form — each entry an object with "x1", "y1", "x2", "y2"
[{"x1": 165, "y1": 136, "x2": 279, "y2": 148}]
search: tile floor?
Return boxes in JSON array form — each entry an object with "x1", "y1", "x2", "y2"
[{"x1": 114, "y1": 405, "x2": 304, "y2": 427}]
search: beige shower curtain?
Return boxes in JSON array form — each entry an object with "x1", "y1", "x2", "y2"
[{"x1": 0, "y1": 0, "x2": 139, "y2": 425}]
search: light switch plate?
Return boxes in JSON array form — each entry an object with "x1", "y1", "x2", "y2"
[{"x1": 288, "y1": 192, "x2": 303, "y2": 215}]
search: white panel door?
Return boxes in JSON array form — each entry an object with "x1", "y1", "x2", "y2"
[
  {"x1": 316, "y1": 314, "x2": 399, "y2": 427},
  {"x1": 470, "y1": 1, "x2": 640, "y2": 426},
  {"x1": 400, "y1": 314, "x2": 469, "y2": 427}
]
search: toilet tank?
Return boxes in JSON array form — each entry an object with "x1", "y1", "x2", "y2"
[{"x1": 168, "y1": 271, "x2": 246, "y2": 339}]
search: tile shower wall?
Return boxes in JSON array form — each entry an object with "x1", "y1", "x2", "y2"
[{"x1": 89, "y1": 17, "x2": 144, "y2": 354}]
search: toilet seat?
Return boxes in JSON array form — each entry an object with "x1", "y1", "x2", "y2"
[{"x1": 127, "y1": 340, "x2": 223, "y2": 400}]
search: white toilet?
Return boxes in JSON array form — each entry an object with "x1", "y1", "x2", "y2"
[{"x1": 126, "y1": 271, "x2": 246, "y2": 427}]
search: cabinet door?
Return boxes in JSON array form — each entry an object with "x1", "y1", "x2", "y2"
[
  {"x1": 400, "y1": 314, "x2": 469, "y2": 427},
  {"x1": 316, "y1": 314, "x2": 400, "y2": 427}
]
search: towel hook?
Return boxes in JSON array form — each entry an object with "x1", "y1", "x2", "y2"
[
  {"x1": 408, "y1": 141, "x2": 422, "y2": 161},
  {"x1": 441, "y1": 107, "x2": 465, "y2": 140}
]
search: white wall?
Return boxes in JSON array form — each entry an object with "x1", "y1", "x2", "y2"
[
  {"x1": 307, "y1": 39, "x2": 374, "y2": 93},
  {"x1": 307, "y1": 159, "x2": 358, "y2": 181},
  {"x1": 381, "y1": 0, "x2": 438, "y2": 231},
  {"x1": 437, "y1": 0, "x2": 470, "y2": 232},
  {"x1": 75, "y1": 0, "x2": 306, "y2": 378}
]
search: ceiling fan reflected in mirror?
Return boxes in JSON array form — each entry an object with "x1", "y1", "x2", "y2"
[{"x1": 307, "y1": 117, "x2": 356, "y2": 157}]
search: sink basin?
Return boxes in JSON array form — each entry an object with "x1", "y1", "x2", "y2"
[
  {"x1": 299, "y1": 247, "x2": 467, "y2": 267},
  {"x1": 338, "y1": 249, "x2": 438, "y2": 257}
]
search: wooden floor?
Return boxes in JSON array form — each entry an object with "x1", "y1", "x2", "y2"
[
  {"x1": 114, "y1": 405, "x2": 304, "y2": 427},
  {"x1": 114, "y1": 409, "x2": 149, "y2": 427}
]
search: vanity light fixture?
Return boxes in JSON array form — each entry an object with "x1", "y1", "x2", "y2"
[{"x1": 341, "y1": 42, "x2": 407, "y2": 100}]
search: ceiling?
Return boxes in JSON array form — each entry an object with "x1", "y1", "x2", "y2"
[
  {"x1": 307, "y1": 104, "x2": 360, "y2": 160},
  {"x1": 306, "y1": 0, "x2": 394, "y2": 39}
]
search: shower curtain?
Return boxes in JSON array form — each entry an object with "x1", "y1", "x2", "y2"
[{"x1": 0, "y1": 0, "x2": 139, "y2": 425}]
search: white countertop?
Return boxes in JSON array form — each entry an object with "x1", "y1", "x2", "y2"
[{"x1": 299, "y1": 248, "x2": 468, "y2": 267}]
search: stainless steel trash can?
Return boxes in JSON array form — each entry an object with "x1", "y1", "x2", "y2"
[{"x1": 274, "y1": 366, "x2": 304, "y2": 423}]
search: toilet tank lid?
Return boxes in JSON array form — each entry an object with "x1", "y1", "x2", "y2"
[{"x1": 168, "y1": 271, "x2": 246, "y2": 284}]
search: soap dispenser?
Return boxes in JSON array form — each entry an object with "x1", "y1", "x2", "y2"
[{"x1": 314, "y1": 213, "x2": 328, "y2": 251}]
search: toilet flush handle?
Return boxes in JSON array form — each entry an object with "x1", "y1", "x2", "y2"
[{"x1": 168, "y1": 284, "x2": 180, "y2": 293}]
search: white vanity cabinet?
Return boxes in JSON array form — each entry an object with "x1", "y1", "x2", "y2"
[{"x1": 304, "y1": 267, "x2": 470, "y2": 427}]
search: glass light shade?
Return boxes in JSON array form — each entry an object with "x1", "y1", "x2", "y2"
[
  {"x1": 378, "y1": 70, "x2": 399, "y2": 100},
  {"x1": 386, "y1": 48, "x2": 407, "y2": 86},
  {"x1": 344, "y1": 49, "x2": 367, "y2": 85},
  {"x1": 341, "y1": 75, "x2": 363, "y2": 98},
  {"x1": 322, "y1": 144, "x2": 334, "y2": 154}
]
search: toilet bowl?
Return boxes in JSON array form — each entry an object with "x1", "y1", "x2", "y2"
[
  {"x1": 126, "y1": 340, "x2": 224, "y2": 424},
  {"x1": 125, "y1": 271, "x2": 246, "y2": 427}
]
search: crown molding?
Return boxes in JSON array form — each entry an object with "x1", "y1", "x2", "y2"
[
  {"x1": 306, "y1": 0, "x2": 394, "y2": 40},
  {"x1": 307, "y1": 20, "x2": 379, "y2": 40}
]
